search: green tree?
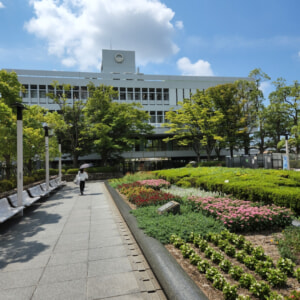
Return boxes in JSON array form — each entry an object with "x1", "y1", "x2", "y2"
[
  {"x1": 207, "y1": 83, "x2": 244, "y2": 157},
  {"x1": 163, "y1": 89, "x2": 223, "y2": 161},
  {"x1": 266, "y1": 78, "x2": 291, "y2": 152},
  {"x1": 0, "y1": 70, "x2": 23, "y2": 106},
  {"x1": 234, "y1": 79, "x2": 258, "y2": 155},
  {"x1": 0, "y1": 70, "x2": 23, "y2": 179},
  {"x1": 23, "y1": 105, "x2": 49, "y2": 175},
  {"x1": 47, "y1": 81, "x2": 92, "y2": 167},
  {"x1": 248, "y1": 68, "x2": 270, "y2": 154},
  {"x1": 85, "y1": 84, "x2": 153, "y2": 166},
  {"x1": 0, "y1": 103, "x2": 16, "y2": 179}
]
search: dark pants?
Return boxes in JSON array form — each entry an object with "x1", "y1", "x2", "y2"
[{"x1": 80, "y1": 180, "x2": 85, "y2": 194}]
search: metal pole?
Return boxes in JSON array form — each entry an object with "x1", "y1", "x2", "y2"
[
  {"x1": 44, "y1": 125, "x2": 50, "y2": 191},
  {"x1": 285, "y1": 134, "x2": 290, "y2": 170},
  {"x1": 58, "y1": 139, "x2": 62, "y2": 181},
  {"x1": 14, "y1": 103, "x2": 26, "y2": 214},
  {"x1": 17, "y1": 115, "x2": 23, "y2": 212}
]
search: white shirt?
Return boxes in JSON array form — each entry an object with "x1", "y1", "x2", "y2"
[{"x1": 78, "y1": 171, "x2": 88, "y2": 181}]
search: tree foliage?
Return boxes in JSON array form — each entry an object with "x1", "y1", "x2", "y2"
[
  {"x1": 85, "y1": 84, "x2": 153, "y2": 166},
  {"x1": 164, "y1": 89, "x2": 223, "y2": 161},
  {"x1": 46, "y1": 81, "x2": 92, "y2": 167}
]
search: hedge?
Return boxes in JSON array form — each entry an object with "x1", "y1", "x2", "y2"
[{"x1": 153, "y1": 167, "x2": 300, "y2": 214}]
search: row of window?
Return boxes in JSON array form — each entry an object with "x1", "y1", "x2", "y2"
[
  {"x1": 21, "y1": 85, "x2": 170, "y2": 105},
  {"x1": 147, "y1": 111, "x2": 167, "y2": 124},
  {"x1": 22, "y1": 85, "x2": 89, "y2": 100},
  {"x1": 113, "y1": 87, "x2": 169, "y2": 102}
]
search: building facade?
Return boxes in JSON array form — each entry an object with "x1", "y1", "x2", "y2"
[{"x1": 7, "y1": 49, "x2": 250, "y2": 169}]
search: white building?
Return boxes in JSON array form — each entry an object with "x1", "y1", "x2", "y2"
[{"x1": 7, "y1": 49, "x2": 250, "y2": 170}]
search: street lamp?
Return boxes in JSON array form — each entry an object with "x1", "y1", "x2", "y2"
[
  {"x1": 58, "y1": 137, "x2": 62, "y2": 182},
  {"x1": 12, "y1": 102, "x2": 27, "y2": 212},
  {"x1": 43, "y1": 123, "x2": 50, "y2": 191},
  {"x1": 283, "y1": 132, "x2": 290, "y2": 170}
]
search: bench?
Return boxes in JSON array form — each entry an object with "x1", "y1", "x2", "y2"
[
  {"x1": 55, "y1": 177, "x2": 66, "y2": 187},
  {"x1": 28, "y1": 184, "x2": 50, "y2": 198},
  {"x1": 0, "y1": 197, "x2": 23, "y2": 223},
  {"x1": 49, "y1": 179, "x2": 60, "y2": 190},
  {"x1": 40, "y1": 182, "x2": 56, "y2": 193},
  {"x1": 8, "y1": 190, "x2": 41, "y2": 208}
]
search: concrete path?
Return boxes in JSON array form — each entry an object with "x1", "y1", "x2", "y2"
[{"x1": 0, "y1": 181, "x2": 166, "y2": 300}]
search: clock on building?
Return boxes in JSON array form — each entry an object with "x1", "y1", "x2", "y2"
[{"x1": 114, "y1": 53, "x2": 124, "y2": 63}]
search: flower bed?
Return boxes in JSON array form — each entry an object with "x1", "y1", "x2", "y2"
[
  {"x1": 170, "y1": 231, "x2": 300, "y2": 299},
  {"x1": 136, "y1": 179, "x2": 171, "y2": 190},
  {"x1": 188, "y1": 196, "x2": 294, "y2": 232},
  {"x1": 117, "y1": 180, "x2": 181, "y2": 207}
]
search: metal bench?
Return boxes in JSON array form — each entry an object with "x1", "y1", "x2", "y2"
[
  {"x1": 0, "y1": 197, "x2": 23, "y2": 223},
  {"x1": 40, "y1": 182, "x2": 56, "y2": 193},
  {"x1": 28, "y1": 184, "x2": 50, "y2": 198},
  {"x1": 8, "y1": 190, "x2": 41, "y2": 208},
  {"x1": 49, "y1": 179, "x2": 60, "y2": 190},
  {"x1": 55, "y1": 177, "x2": 66, "y2": 187}
]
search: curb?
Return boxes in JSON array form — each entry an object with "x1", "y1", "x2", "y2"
[{"x1": 105, "y1": 182, "x2": 208, "y2": 300}]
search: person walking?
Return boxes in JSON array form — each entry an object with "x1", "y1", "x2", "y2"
[{"x1": 78, "y1": 168, "x2": 88, "y2": 195}]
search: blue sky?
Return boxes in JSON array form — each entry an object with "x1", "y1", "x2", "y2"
[{"x1": 0, "y1": 0, "x2": 300, "y2": 99}]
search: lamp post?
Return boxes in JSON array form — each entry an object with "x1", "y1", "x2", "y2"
[
  {"x1": 284, "y1": 132, "x2": 290, "y2": 170},
  {"x1": 43, "y1": 123, "x2": 50, "y2": 191},
  {"x1": 12, "y1": 102, "x2": 27, "y2": 211},
  {"x1": 58, "y1": 137, "x2": 62, "y2": 182}
]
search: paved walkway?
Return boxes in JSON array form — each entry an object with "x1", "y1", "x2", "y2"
[{"x1": 0, "y1": 181, "x2": 166, "y2": 300}]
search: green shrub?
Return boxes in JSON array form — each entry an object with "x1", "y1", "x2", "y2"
[
  {"x1": 153, "y1": 167, "x2": 300, "y2": 214},
  {"x1": 23, "y1": 176, "x2": 35, "y2": 186},
  {"x1": 0, "y1": 179, "x2": 14, "y2": 193}
]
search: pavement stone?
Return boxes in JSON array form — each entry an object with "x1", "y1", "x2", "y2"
[{"x1": 0, "y1": 181, "x2": 166, "y2": 300}]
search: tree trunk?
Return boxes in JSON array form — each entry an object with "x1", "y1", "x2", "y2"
[
  {"x1": 3, "y1": 155, "x2": 11, "y2": 180},
  {"x1": 73, "y1": 155, "x2": 79, "y2": 168}
]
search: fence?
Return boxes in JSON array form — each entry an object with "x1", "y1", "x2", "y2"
[{"x1": 226, "y1": 153, "x2": 300, "y2": 169}]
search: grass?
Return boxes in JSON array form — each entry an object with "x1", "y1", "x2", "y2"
[
  {"x1": 131, "y1": 203, "x2": 225, "y2": 244},
  {"x1": 276, "y1": 226, "x2": 300, "y2": 263}
]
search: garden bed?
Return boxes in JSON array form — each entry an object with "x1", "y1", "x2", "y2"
[
  {"x1": 109, "y1": 174, "x2": 300, "y2": 299},
  {"x1": 166, "y1": 229, "x2": 300, "y2": 300}
]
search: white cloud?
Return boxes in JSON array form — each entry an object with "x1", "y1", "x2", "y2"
[
  {"x1": 0, "y1": 2, "x2": 5, "y2": 9},
  {"x1": 175, "y1": 21, "x2": 183, "y2": 30},
  {"x1": 177, "y1": 57, "x2": 213, "y2": 76},
  {"x1": 24, "y1": 0, "x2": 180, "y2": 71}
]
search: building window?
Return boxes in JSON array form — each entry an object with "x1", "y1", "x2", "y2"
[
  {"x1": 30, "y1": 85, "x2": 38, "y2": 98},
  {"x1": 135, "y1": 88, "x2": 140, "y2": 100},
  {"x1": 81, "y1": 86, "x2": 88, "y2": 99},
  {"x1": 150, "y1": 111, "x2": 156, "y2": 123},
  {"x1": 157, "y1": 111, "x2": 163, "y2": 123},
  {"x1": 120, "y1": 87, "x2": 126, "y2": 100},
  {"x1": 149, "y1": 88, "x2": 155, "y2": 101},
  {"x1": 39, "y1": 85, "x2": 46, "y2": 98},
  {"x1": 73, "y1": 86, "x2": 79, "y2": 100},
  {"x1": 127, "y1": 88, "x2": 133, "y2": 100},
  {"x1": 157, "y1": 88, "x2": 162, "y2": 100},
  {"x1": 142, "y1": 88, "x2": 148, "y2": 100},
  {"x1": 163, "y1": 88, "x2": 169, "y2": 101}
]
